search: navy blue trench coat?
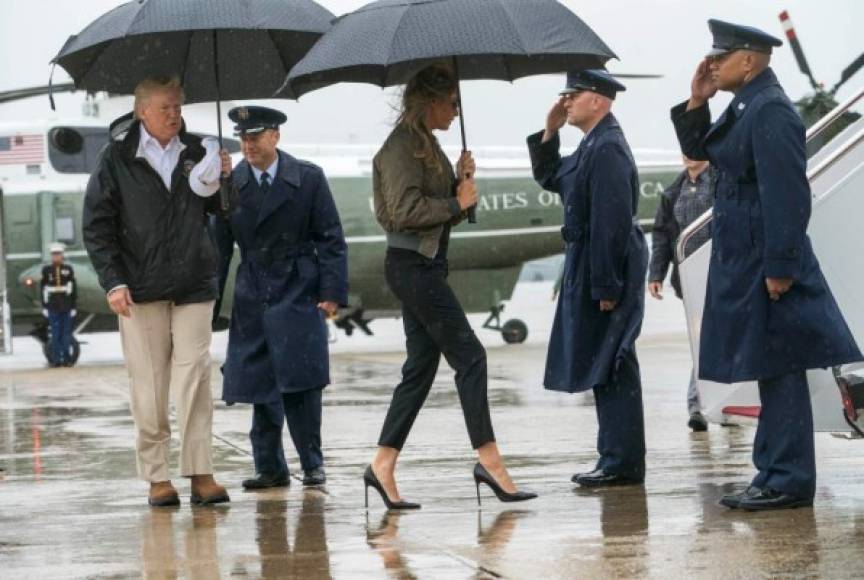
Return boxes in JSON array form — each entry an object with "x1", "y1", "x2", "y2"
[
  {"x1": 212, "y1": 150, "x2": 348, "y2": 404},
  {"x1": 671, "y1": 67, "x2": 862, "y2": 383},
  {"x1": 527, "y1": 113, "x2": 648, "y2": 392}
]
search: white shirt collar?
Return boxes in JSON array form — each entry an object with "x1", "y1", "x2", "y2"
[
  {"x1": 136, "y1": 123, "x2": 184, "y2": 158},
  {"x1": 250, "y1": 155, "x2": 280, "y2": 185}
]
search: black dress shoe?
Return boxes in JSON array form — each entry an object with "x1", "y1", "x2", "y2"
[
  {"x1": 688, "y1": 412, "x2": 708, "y2": 432},
  {"x1": 738, "y1": 488, "x2": 813, "y2": 511},
  {"x1": 573, "y1": 469, "x2": 643, "y2": 487},
  {"x1": 303, "y1": 467, "x2": 326, "y2": 486},
  {"x1": 719, "y1": 485, "x2": 763, "y2": 509},
  {"x1": 242, "y1": 473, "x2": 289, "y2": 490}
]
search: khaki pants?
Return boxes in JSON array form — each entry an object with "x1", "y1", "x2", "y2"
[{"x1": 119, "y1": 300, "x2": 215, "y2": 482}]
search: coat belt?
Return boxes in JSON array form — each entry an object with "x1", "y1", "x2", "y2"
[{"x1": 243, "y1": 243, "x2": 315, "y2": 266}]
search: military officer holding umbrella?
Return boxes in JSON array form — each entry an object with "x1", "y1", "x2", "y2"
[
  {"x1": 211, "y1": 106, "x2": 348, "y2": 489},
  {"x1": 672, "y1": 20, "x2": 862, "y2": 510}
]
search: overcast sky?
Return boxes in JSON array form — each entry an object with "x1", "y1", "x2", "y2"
[{"x1": 1, "y1": 0, "x2": 861, "y2": 152}]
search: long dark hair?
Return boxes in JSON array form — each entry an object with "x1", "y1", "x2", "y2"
[{"x1": 397, "y1": 65, "x2": 458, "y2": 172}]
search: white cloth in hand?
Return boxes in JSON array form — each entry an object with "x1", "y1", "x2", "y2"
[{"x1": 189, "y1": 137, "x2": 222, "y2": 198}]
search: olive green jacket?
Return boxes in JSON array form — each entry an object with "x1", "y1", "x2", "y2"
[{"x1": 373, "y1": 123, "x2": 464, "y2": 258}]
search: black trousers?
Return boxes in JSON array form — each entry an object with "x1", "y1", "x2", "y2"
[
  {"x1": 251, "y1": 387, "x2": 324, "y2": 475},
  {"x1": 593, "y1": 349, "x2": 646, "y2": 480},
  {"x1": 378, "y1": 248, "x2": 495, "y2": 450}
]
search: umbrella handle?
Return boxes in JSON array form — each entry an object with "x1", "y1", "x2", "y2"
[
  {"x1": 453, "y1": 58, "x2": 477, "y2": 224},
  {"x1": 213, "y1": 30, "x2": 231, "y2": 213}
]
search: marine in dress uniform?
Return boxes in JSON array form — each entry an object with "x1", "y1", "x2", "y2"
[
  {"x1": 527, "y1": 70, "x2": 649, "y2": 487},
  {"x1": 671, "y1": 20, "x2": 863, "y2": 510},
  {"x1": 40, "y1": 242, "x2": 77, "y2": 367},
  {"x1": 211, "y1": 106, "x2": 348, "y2": 488}
]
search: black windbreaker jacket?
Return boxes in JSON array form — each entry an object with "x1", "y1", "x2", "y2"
[{"x1": 83, "y1": 120, "x2": 222, "y2": 305}]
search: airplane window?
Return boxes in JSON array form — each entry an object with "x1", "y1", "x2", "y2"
[{"x1": 51, "y1": 127, "x2": 84, "y2": 155}]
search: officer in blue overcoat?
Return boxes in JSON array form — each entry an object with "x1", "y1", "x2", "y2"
[
  {"x1": 211, "y1": 106, "x2": 348, "y2": 488},
  {"x1": 527, "y1": 70, "x2": 649, "y2": 487},
  {"x1": 672, "y1": 20, "x2": 863, "y2": 510}
]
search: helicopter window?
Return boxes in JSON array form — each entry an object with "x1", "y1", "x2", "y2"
[
  {"x1": 54, "y1": 217, "x2": 75, "y2": 245},
  {"x1": 48, "y1": 127, "x2": 110, "y2": 174},
  {"x1": 51, "y1": 128, "x2": 83, "y2": 154},
  {"x1": 55, "y1": 216, "x2": 76, "y2": 244}
]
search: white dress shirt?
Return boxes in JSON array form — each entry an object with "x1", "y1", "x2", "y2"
[
  {"x1": 250, "y1": 156, "x2": 279, "y2": 186},
  {"x1": 136, "y1": 124, "x2": 185, "y2": 191}
]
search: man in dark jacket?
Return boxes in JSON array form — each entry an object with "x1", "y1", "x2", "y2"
[
  {"x1": 527, "y1": 70, "x2": 649, "y2": 488},
  {"x1": 648, "y1": 156, "x2": 716, "y2": 431},
  {"x1": 41, "y1": 242, "x2": 77, "y2": 367},
  {"x1": 211, "y1": 106, "x2": 348, "y2": 489},
  {"x1": 83, "y1": 76, "x2": 233, "y2": 508},
  {"x1": 672, "y1": 20, "x2": 862, "y2": 510}
]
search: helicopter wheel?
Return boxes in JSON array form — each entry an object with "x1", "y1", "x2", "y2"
[{"x1": 501, "y1": 319, "x2": 528, "y2": 344}]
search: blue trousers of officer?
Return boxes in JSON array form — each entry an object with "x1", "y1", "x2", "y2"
[
  {"x1": 250, "y1": 387, "x2": 324, "y2": 476},
  {"x1": 593, "y1": 349, "x2": 646, "y2": 481},
  {"x1": 751, "y1": 370, "x2": 816, "y2": 499},
  {"x1": 48, "y1": 311, "x2": 73, "y2": 364}
]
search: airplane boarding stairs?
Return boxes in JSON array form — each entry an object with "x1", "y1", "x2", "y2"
[{"x1": 677, "y1": 86, "x2": 864, "y2": 434}]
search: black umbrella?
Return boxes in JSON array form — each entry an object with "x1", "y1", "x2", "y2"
[
  {"x1": 51, "y1": 0, "x2": 335, "y2": 208},
  {"x1": 281, "y1": 0, "x2": 616, "y2": 222}
]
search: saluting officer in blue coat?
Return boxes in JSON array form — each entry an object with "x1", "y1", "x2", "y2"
[
  {"x1": 527, "y1": 70, "x2": 649, "y2": 487},
  {"x1": 672, "y1": 20, "x2": 863, "y2": 510},
  {"x1": 211, "y1": 106, "x2": 348, "y2": 489}
]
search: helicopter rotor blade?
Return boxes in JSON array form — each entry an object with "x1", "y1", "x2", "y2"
[
  {"x1": 779, "y1": 10, "x2": 821, "y2": 91},
  {"x1": 831, "y1": 52, "x2": 864, "y2": 96},
  {"x1": 0, "y1": 83, "x2": 76, "y2": 105}
]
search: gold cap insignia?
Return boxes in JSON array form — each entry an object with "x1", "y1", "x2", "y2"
[{"x1": 238, "y1": 107, "x2": 249, "y2": 120}]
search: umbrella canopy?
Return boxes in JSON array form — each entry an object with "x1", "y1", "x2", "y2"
[
  {"x1": 281, "y1": 0, "x2": 616, "y2": 223},
  {"x1": 281, "y1": 0, "x2": 616, "y2": 98},
  {"x1": 52, "y1": 0, "x2": 335, "y2": 103}
]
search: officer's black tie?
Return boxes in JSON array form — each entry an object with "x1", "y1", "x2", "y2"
[{"x1": 260, "y1": 171, "x2": 271, "y2": 192}]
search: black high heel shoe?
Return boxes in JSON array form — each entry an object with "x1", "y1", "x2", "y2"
[
  {"x1": 473, "y1": 463, "x2": 537, "y2": 505},
  {"x1": 364, "y1": 465, "x2": 421, "y2": 510}
]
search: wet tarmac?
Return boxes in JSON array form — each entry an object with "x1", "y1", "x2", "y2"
[{"x1": 2, "y1": 282, "x2": 864, "y2": 579}]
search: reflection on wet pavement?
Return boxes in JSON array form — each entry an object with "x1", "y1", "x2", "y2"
[{"x1": 2, "y1": 338, "x2": 864, "y2": 578}]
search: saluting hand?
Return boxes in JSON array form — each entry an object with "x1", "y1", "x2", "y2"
[
  {"x1": 457, "y1": 150, "x2": 475, "y2": 180},
  {"x1": 220, "y1": 149, "x2": 232, "y2": 177},
  {"x1": 688, "y1": 58, "x2": 718, "y2": 110},
  {"x1": 765, "y1": 277, "x2": 794, "y2": 301},
  {"x1": 542, "y1": 97, "x2": 568, "y2": 143}
]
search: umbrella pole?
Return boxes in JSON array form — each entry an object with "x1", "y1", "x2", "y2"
[
  {"x1": 213, "y1": 30, "x2": 230, "y2": 213},
  {"x1": 452, "y1": 57, "x2": 476, "y2": 223}
]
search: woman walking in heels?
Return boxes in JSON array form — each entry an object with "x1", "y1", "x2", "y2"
[{"x1": 364, "y1": 65, "x2": 536, "y2": 510}]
